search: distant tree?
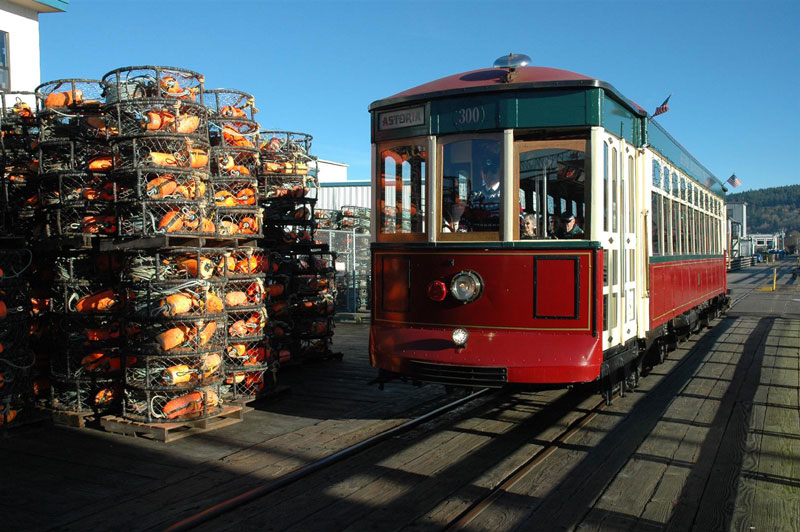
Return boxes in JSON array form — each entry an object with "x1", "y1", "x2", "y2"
[{"x1": 728, "y1": 184, "x2": 800, "y2": 235}]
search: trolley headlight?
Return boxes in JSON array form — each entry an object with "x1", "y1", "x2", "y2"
[
  {"x1": 450, "y1": 270, "x2": 483, "y2": 303},
  {"x1": 452, "y1": 328, "x2": 469, "y2": 347}
]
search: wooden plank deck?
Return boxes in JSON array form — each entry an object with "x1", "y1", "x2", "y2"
[{"x1": 0, "y1": 262, "x2": 798, "y2": 532}]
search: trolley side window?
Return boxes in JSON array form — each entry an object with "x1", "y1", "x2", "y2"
[{"x1": 377, "y1": 142, "x2": 426, "y2": 239}]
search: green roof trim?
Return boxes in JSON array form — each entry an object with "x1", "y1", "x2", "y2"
[{"x1": 646, "y1": 119, "x2": 725, "y2": 198}]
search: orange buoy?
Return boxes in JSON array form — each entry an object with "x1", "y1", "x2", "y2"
[
  {"x1": 146, "y1": 176, "x2": 178, "y2": 198},
  {"x1": 158, "y1": 210, "x2": 184, "y2": 233},
  {"x1": 177, "y1": 257, "x2": 215, "y2": 279},
  {"x1": 156, "y1": 326, "x2": 188, "y2": 351},
  {"x1": 75, "y1": 289, "x2": 118, "y2": 312},
  {"x1": 224, "y1": 291, "x2": 248, "y2": 307},
  {"x1": 44, "y1": 89, "x2": 83, "y2": 108}
]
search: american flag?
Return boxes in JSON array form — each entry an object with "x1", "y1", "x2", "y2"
[
  {"x1": 727, "y1": 173, "x2": 742, "y2": 188},
  {"x1": 653, "y1": 94, "x2": 671, "y2": 117}
]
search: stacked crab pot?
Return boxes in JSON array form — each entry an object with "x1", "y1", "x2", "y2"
[
  {"x1": 339, "y1": 205, "x2": 371, "y2": 233},
  {"x1": 205, "y1": 90, "x2": 273, "y2": 400},
  {"x1": 0, "y1": 92, "x2": 39, "y2": 237},
  {"x1": 35, "y1": 80, "x2": 116, "y2": 238},
  {"x1": 258, "y1": 133, "x2": 337, "y2": 363},
  {"x1": 217, "y1": 247, "x2": 275, "y2": 401},
  {"x1": 286, "y1": 250, "x2": 337, "y2": 361},
  {"x1": 99, "y1": 66, "x2": 226, "y2": 422},
  {"x1": 259, "y1": 131, "x2": 317, "y2": 247},
  {"x1": 46, "y1": 253, "x2": 125, "y2": 415},
  {"x1": 101, "y1": 66, "x2": 211, "y2": 239},
  {"x1": 0, "y1": 249, "x2": 35, "y2": 426},
  {"x1": 121, "y1": 248, "x2": 225, "y2": 422}
]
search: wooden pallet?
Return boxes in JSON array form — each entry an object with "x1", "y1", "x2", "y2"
[
  {"x1": 43, "y1": 407, "x2": 98, "y2": 429},
  {"x1": 100, "y1": 404, "x2": 248, "y2": 443}
]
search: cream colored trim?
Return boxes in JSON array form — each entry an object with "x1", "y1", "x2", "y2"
[
  {"x1": 502, "y1": 129, "x2": 514, "y2": 241},
  {"x1": 427, "y1": 135, "x2": 437, "y2": 243}
]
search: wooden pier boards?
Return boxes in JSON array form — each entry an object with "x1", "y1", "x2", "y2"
[{"x1": 1, "y1": 269, "x2": 799, "y2": 531}]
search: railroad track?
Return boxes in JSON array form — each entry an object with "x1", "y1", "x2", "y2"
[
  {"x1": 164, "y1": 387, "x2": 496, "y2": 532},
  {"x1": 165, "y1": 304, "x2": 745, "y2": 531}
]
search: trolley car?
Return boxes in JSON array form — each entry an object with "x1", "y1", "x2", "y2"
[{"x1": 368, "y1": 54, "x2": 729, "y2": 401}]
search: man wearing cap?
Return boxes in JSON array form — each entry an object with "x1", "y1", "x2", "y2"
[{"x1": 556, "y1": 212, "x2": 583, "y2": 239}]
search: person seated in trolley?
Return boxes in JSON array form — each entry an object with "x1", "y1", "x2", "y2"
[
  {"x1": 442, "y1": 202, "x2": 469, "y2": 233},
  {"x1": 521, "y1": 213, "x2": 537, "y2": 239},
  {"x1": 556, "y1": 211, "x2": 584, "y2": 239},
  {"x1": 441, "y1": 142, "x2": 502, "y2": 233}
]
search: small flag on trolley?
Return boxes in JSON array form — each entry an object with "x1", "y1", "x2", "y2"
[
  {"x1": 727, "y1": 173, "x2": 742, "y2": 188},
  {"x1": 653, "y1": 94, "x2": 672, "y2": 117}
]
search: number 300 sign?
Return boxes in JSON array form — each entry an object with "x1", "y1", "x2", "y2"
[{"x1": 453, "y1": 106, "x2": 486, "y2": 126}]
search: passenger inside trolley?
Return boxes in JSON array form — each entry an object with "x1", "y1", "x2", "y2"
[
  {"x1": 521, "y1": 213, "x2": 537, "y2": 239},
  {"x1": 441, "y1": 138, "x2": 502, "y2": 233},
  {"x1": 517, "y1": 139, "x2": 588, "y2": 240}
]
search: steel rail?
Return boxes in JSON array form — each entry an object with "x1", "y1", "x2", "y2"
[
  {"x1": 443, "y1": 396, "x2": 607, "y2": 530},
  {"x1": 163, "y1": 387, "x2": 493, "y2": 532},
  {"x1": 443, "y1": 296, "x2": 738, "y2": 529}
]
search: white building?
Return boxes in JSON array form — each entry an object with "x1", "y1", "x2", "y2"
[
  {"x1": 0, "y1": 0, "x2": 66, "y2": 96},
  {"x1": 726, "y1": 202, "x2": 747, "y2": 237}
]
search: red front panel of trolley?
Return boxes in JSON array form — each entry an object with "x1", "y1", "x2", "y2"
[{"x1": 370, "y1": 247, "x2": 604, "y2": 384}]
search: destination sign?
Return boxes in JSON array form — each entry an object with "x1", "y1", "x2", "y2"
[{"x1": 379, "y1": 107, "x2": 425, "y2": 130}]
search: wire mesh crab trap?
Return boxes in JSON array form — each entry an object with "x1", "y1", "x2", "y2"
[
  {"x1": 292, "y1": 272, "x2": 334, "y2": 297},
  {"x1": 291, "y1": 293, "x2": 336, "y2": 318},
  {"x1": 226, "y1": 307, "x2": 268, "y2": 343},
  {"x1": 38, "y1": 171, "x2": 118, "y2": 208},
  {"x1": 35, "y1": 79, "x2": 105, "y2": 113},
  {"x1": 52, "y1": 251, "x2": 122, "y2": 282},
  {"x1": 221, "y1": 276, "x2": 265, "y2": 311},
  {"x1": 58, "y1": 315, "x2": 125, "y2": 349},
  {"x1": 116, "y1": 201, "x2": 216, "y2": 238},
  {"x1": 259, "y1": 130, "x2": 315, "y2": 174},
  {"x1": 125, "y1": 350, "x2": 222, "y2": 390},
  {"x1": 38, "y1": 138, "x2": 114, "y2": 174},
  {"x1": 0, "y1": 91, "x2": 38, "y2": 145},
  {"x1": 212, "y1": 207, "x2": 263, "y2": 238},
  {"x1": 223, "y1": 339, "x2": 271, "y2": 370},
  {"x1": 43, "y1": 204, "x2": 119, "y2": 237},
  {"x1": 127, "y1": 316, "x2": 225, "y2": 355},
  {"x1": 210, "y1": 177, "x2": 259, "y2": 208},
  {"x1": 209, "y1": 119, "x2": 259, "y2": 151},
  {"x1": 104, "y1": 98, "x2": 208, "y2": 139},
  {"x1": 50, "y1": 377, "x2": 121, "y2": 414},
  {"x1": 263, "y1": 197, "x2": 316, "y2": 223},
  {"x1": 50, "y1": 281, "x2": 123, "y2": 316},
  {"x1": 125, "y1": 278, "x2": 226, "y2": 320},
  {"x1": 210, "y1": 147, "x2": 259, "y2": 178},
  {"x1": 123, "y1": 384, "x2": 221, "y2": 423},
  {"x1": 221, "y1": 368, "x2": 273, "y2": 402},
  {"x1": 102, "y1": 66, "x2": 204, "y2": 104},
  {"x1": 112, "y1": 135, "x2": 211, "y2": 172},
  {"x1": 122, "y1": 247, "x2": 266, "y2": 282},
  {"x1": 50, "y1": 347, "x2": 124, "y2": 381},
  {"x1": 115, "y1": 167, "x2": 208, "y2": 203},
  {"x1": 262, "y1": 224, "x2": 315, "y2": 246},
  {"x1": 260, "y1": 174, "x2": 318, "y2": 201},
  {"x1": 205, "y1": 89, "x2": 257, "y2": 122}
]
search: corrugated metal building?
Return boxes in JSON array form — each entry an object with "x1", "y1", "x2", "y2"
[{"x1": 317, "y1": 180, "x2": 371, "y2": 210}]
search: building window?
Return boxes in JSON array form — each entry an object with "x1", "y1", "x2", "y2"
[{"x1": 0, "y1": 31, "x2": 9, "y2": 90}]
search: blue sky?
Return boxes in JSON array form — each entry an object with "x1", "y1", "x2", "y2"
[{"x1": 39, "y1": 0, "x2": 799, "y2": 192}]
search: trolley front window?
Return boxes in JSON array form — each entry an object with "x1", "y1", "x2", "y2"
[
  {"x1": 439, "y1": 136, "x2": 502, "y2": 238},
  {"x1": 377, "y1": 141, "x2": 426, "y2": 240}
]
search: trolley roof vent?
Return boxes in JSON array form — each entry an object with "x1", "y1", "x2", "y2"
[{"x1": 493, "y1": 53, "x2": 531, "y2": 82}]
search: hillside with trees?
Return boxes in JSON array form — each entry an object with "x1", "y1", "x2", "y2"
[{"x1": 727, "y1": 184, "x2": 800, "y2": 234}]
